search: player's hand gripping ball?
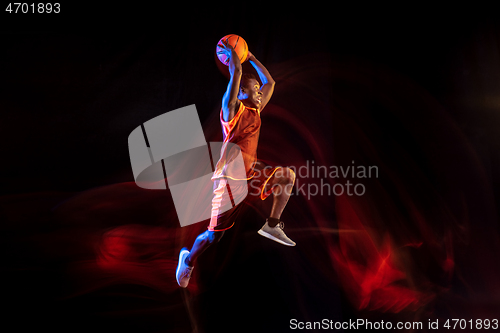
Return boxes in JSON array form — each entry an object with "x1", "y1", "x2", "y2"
[{"x1": 216, "y1": 34, "x2": 249, "y2": 65}]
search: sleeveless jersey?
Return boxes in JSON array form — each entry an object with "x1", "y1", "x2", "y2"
[{"x1": 212, "y1": 102, "x2": 261, "y2": 180}]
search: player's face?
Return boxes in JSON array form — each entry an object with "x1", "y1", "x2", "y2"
[{"x1": 241, "y1": 79, "x2": 262, "y2": 109}]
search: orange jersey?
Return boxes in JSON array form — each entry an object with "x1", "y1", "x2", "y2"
[{"x1": 212, "y1": 102, "x2": 261, "y2": 180}]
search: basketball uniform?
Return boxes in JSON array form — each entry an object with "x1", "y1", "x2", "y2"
[{"x1": 208, "y1": 102, "x2": 281, "y2": 231}]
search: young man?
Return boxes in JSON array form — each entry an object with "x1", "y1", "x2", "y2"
[{"x1": 176, "y1": 42, "x2": 296, "y2": 288}]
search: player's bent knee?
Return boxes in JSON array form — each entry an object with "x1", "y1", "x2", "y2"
[
  {"x1": 280, "y1": 167, "x2": 295, "y2": 185},
  {"x1": 288, "y1": 168, "x2": 296, "y2": 183}
]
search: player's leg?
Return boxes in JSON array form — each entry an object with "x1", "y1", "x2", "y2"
[
  {"x1": 186, "y1": 230, "x2": 224, "y2": 266},
  {"x1": 176, "y1": 230, "x2": 224, "y2": 288},
  {"x1": 258, "y1": 167, "x2": 297, "y2": 246},
  {"x1": 268, "y1": 167, "x2": 296, "y2": 224},
  {"x1": 176, "y1": 179, "x2": 241, "y2": 288}
]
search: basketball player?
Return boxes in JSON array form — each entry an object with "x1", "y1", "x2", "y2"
[{"x1": 176, "y1": 41, "x2": 296, "y2": 288}]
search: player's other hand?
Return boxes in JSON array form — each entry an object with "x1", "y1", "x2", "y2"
[{"x1": 247, "y1": 51, "x2": 255, "y2": 61}]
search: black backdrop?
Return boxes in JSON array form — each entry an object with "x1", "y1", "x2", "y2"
[{"x1": 2, "y1": 4, "x2": 500, "y2": 333}]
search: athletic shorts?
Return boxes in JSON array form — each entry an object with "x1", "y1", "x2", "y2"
[{"x1": 208, "y1": 161, "x2": 282, "y2": 232}]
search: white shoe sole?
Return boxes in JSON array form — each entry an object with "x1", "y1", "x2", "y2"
[
  {"x1": 176, "y1": 249, "x2": 190, "y2": 287},
  {"x1": 258, "y1": 229, "x2": 296, "y2": 246}
]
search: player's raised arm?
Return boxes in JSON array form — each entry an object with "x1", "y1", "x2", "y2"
[
  {"x1": 247, "y1": 52, "x2": 275, "y2": 111},
  {"x1": 219, "y1": 42, "x2": 242, "y2": 122}
]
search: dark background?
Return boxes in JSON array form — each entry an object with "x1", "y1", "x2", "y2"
[{"x1": 1, "y1": 4, "x2": 500, "y2": 332}]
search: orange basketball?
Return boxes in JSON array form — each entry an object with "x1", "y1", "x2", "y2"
[{"x1": 216, "y1": 34, "x2": 249, "y2": 66}]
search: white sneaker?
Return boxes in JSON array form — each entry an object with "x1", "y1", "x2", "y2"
[
  {"x1": 258, "y1": 221, "x2": 296, "y2": 246},
  {"x1": 176, "y1": 248, "x2": 193, "y2": 288}
]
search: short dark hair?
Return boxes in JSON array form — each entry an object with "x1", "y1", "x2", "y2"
[{"x1": 239, "y1": 73, "x2": 258, "y2": 91}]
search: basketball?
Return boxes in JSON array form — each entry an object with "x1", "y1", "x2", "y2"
[{"x1": 216, "y1": 34, "x2": 249, "y2": 66}]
